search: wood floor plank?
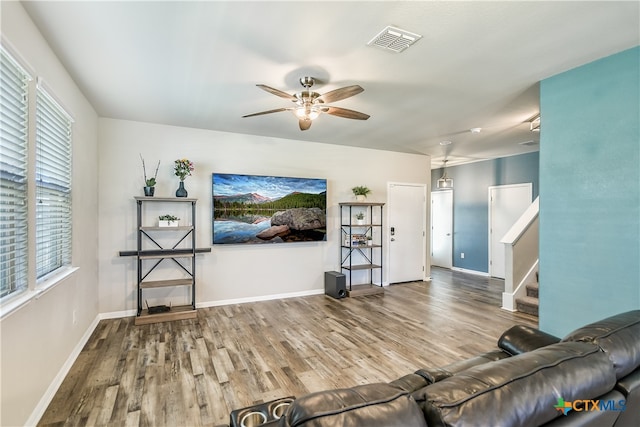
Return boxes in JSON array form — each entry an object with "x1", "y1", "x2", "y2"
[{"x1": 38, "y1": 268, "x2": 537, "y2": 426}]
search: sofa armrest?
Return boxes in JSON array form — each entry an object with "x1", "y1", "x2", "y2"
[
  {"x1": 281, "y1": 383, "x2": 427, "y2": 427},
  {"x1": 498, "y1": 324, "x2": 560, "y2": 356}
]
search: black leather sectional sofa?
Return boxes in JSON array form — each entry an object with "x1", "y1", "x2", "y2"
[{"x1": 228, "y1": 310, "x2": 640, "y2": 427}]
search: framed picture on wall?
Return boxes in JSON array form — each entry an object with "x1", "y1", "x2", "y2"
[{"x1": 212, "y1": 173, "x2": 327, "y2": 245}]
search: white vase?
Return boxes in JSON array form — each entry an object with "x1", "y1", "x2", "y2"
[{"x1": 356, "y1": 195, "x2": 366, "y2": 202}]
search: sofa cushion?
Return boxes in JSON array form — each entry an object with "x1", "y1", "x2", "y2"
[
  {"x1": 389, "y1": 373, "x2": 430, "y2": 393},
  {"x1": 415, "y1": 349, "x2": 509, "y2": 383},
  {"x1": 498, "y1": 324, "x2": 561, "y2": 356},
  {"x1": 282, "y1": 383, "x2": 427, "y2": 427},
  {"x1": 411, "y1": 342, "x2": 616, "y2": 427},
  {"x1": 562, "y1": 310, "x2": 640, "y2": 379}
]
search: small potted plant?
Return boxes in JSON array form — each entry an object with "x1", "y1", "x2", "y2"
[
  {"x1": 355, "y1": 212, "x2": 365, "y2": 225},
  {"x1": 367, "y1": 235, "x2": 373, "y2": 246},
  {"x1": 158, "y1": 214, "x2": 180, "y2": 227},
  {"x1": 140, "y1": 154, "x2": 160, "y2": 197},
  {"x1": 352, "y1": 186, "x2": 371, "y2": 202}
]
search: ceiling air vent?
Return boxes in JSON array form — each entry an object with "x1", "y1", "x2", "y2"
[{"x1": 367, "y1": 26, "x2": 422, "y2": 53}]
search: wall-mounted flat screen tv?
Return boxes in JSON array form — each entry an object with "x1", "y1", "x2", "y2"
[{"x1": 212, "y1": 173, "x2": 327, "y2": 245}]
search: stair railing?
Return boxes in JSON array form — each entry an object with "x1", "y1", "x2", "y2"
[{"x1": 500, "y1": 197, "x2": 539, "y2": 311}]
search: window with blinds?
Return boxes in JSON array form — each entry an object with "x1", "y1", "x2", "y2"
[
  {"x1": 0, "y1": 48, "x2": 30, "y2": 299},
  {"x1": 35, "y1": 86, "x2": 72, "y2": 279}
]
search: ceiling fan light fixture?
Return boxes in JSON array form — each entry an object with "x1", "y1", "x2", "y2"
[
  {"x1": 294, "y1": 105, "x2": 320, "y2": 120},
  {"x1": 437, "y1": 160, "x2": 453, "y2": 189}
]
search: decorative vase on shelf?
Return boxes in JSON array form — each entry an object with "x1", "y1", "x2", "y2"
[
  {"x1": 176, "y1": 181, "x2": 188, "y2": 197},
  {"x1": 144, "y1": 186, "x2": 155, "y2": 197},
  {"x1": 356, "y1": 195, "x2": 366, "y2": 202}
]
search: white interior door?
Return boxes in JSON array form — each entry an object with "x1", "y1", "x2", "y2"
[
  {"x1": 489, "y1": 184, "x2": 532, "y2": 278},
  {"x1": 388, "y1": 183, "x2": 426, "y2": 283},
  {"x1": 431, "y1": 190, "x2": 453, "y2": 269}
]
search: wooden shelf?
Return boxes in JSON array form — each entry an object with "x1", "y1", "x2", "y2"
[
  {"x1": 118, "y1": 248, "x2": 211, "y2": 257},
  {"x1": 134, "y1": 305, "x2": 197, "y2": 325},
  {"x1": 140, "y1": 226, "x2": 194, "y2": 231},
  {"x1": 139, "y1": 251, "x2": 194, "y2": 260},
  {"x1": 134, "y1": 196, "x2": 197, "y2": 202},
  {"x1": 140, "y1": 279, "x2": 193, "y2": 289},
  {"x1": 342, "y1": 264, "x2": 382, "y2": 271},
  {"x1": 339, "y1": 202, "x2": 385, "y2": 207},
  {"x1": 347, "y1": 284, "x2": 384, "y2": 297}
]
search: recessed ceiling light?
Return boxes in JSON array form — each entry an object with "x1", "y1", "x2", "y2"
[
  {"x1": 439, "y1": 140, "x2": 452, "y2": 146},
  {"x1": 470, "y1": 127, "x2": 482, "y2": 133}
]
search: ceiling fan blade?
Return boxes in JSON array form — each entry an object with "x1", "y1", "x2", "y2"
[
  {"x1": 256, "y1": 84, "x2": 297, "y2": 101},
  {"x1": 299, "y1": 119, "x2": 312, "y2": 131},
  {"x1": 242, "y1": 107, "x2": 293, "y2": 118},
  {"x1": 324, "y1": 106, "x2": 370, "y2": 120},
  {"x1": 317, "y1": 85, "x2": 364, "y2": 103}
]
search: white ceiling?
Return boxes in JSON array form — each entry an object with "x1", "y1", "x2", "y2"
[{"x1": 20, "y1": 1, "x2": 640, "y2": 168}]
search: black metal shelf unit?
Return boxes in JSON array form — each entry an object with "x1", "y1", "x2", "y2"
[
  {"x1": 339, "y1": 202, "x2": 384, "y2": 292},
  {"x1": 119, "y1": 196, "x2": 210, "y2": 325}
]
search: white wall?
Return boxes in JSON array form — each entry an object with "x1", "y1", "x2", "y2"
[
  {"x1": 0, "y1": 2, "x2": 99, "y2": 426},
  {"x1": 98, "y1": 118, "x2": 431, "y2": 314}
]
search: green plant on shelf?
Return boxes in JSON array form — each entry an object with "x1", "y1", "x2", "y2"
[
  {"x1": 355, "y1": 212, "x2": 365, "y2": 220},
  {"x1": 159, "y1": 214, "x2": 180, "y2": 221},
  {"x1": 352, "y1": 186, "x2": 371, "y2": 197}
]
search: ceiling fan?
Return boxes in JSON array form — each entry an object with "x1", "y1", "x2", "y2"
[{"x1": 242, "y1": 77, "x2": 370, "y2": 131}]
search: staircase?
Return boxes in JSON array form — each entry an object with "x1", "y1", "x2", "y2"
[{"x1": 516, "y1": 272, "x2": 539, "y2": 316}]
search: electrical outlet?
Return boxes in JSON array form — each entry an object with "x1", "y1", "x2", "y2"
[{"x1": 460, "y1": 252, "x2": 465, "y2": 259}]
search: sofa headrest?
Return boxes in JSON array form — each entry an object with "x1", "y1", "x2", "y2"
[
  {"x1": 498, "y1": 324, "x2": 560, "y2": 356},
  {"x1": 411, "y1": 342, "x2": 616, "y2": 427},
  {"x1": 562, "y1": 310, "x2": 640, "y2": 379},
  {"x1": 282, "y1": 383, "x2": 427, "y2": 427}
]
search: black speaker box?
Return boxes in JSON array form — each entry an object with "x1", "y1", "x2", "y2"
[{"x1": 325, "y1": 271, "x2": 347, "y2": 299}]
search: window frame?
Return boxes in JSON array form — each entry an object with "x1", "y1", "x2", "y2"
[{"x1": 0, "y1": 44, "x2": 77, "y2": 319}]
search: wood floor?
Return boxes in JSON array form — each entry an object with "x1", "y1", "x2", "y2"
[{"x1": 38, "y1": 267, "x2": 537, "y2": 427}]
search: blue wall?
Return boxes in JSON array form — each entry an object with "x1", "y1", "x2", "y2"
[
  {"x1": 539, "y1": 46, "x2": 640, "y2": 336},
  {"x1": 431, "y1": 152, "x2": 539, "y2": 272}
]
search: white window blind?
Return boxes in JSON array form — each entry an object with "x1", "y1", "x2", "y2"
[
  {"x1": 0, "y1": 47, "x2": 30, "y2": 299},
  {"x1": 35, "y1": 86, "x2": 72, "y2": 279}
]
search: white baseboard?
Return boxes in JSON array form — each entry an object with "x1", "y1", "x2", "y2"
[
  {"x1": 26, "y1": 314, "x2": 101, "y2": 426},
  {"x1": 198, "y1": 288, "x2": 325, "y2": 308},
  {"x1": 100, "y1": 309, "x2": 136, "y2": 320},
  {"x1": 98, "y1": 289, "x2": 328, "y2": 321},
  {"x1": 451, "y1": 267, "x2": 490, "y2": 277}
]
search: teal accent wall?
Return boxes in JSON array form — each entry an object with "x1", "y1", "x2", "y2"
[
  {"x1": 539, "y1": 46, "x2": 640, "y2": 337},
  {"x1": 431, "y1": 152, "x2": 539, "y2": 272}
]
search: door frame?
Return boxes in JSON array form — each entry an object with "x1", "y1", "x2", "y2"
[
  {"x1": 387, "y1": 182, "x2": 429, "y2": 284},
  {"x1": 488, "y1": 183, "x2": 533, "y2": 278}
]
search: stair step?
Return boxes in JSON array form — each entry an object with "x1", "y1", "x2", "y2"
[
  {"x1": 516, "y1": 296, "x2": 539, "y2": 317},
  {"x1": 526, "y1": 282, "x2": 539, "y2": 298}
]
